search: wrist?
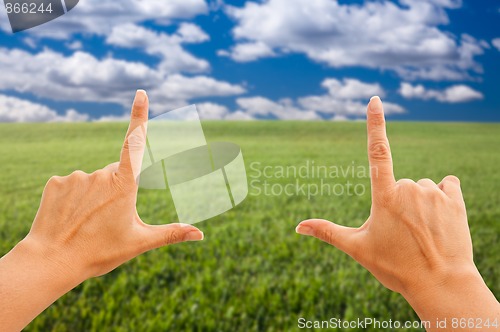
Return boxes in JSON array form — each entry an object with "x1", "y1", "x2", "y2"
[
  {"x1": 401, "y1": 264, "x2": 498, "y2": 326},
  {"x1": 15, "y1": 236, "x2": 86, "y2": 292},
  {"x1": 401, "y1": 263, "x2": 482, "y2": 303},
  {"x1": 0, "y1": 237, "x2": 85, "y2": 331}
]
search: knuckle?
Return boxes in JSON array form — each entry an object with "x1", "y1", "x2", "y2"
[
  {"x1": 46, "y1": 175, "x2": 63, "y2": 187},
  {"x1": 317, "y1": 227, "x2": 336, "y2": 245},
  {"x1": 91, "y1": 169, "x2": 105, "y2": 177},
  {"x1": 131, "y1": 106, "x2": 146, "y2": 120},
  {"x1": 69, "y1": 170, "x2": 87, "y2": 180},
  {"x1": 89, "y1": 169, "x2": 107, "y2": 181},
  {"x1": 444, "y1": 175, "x2": 460, "y2": 184},
  {"x1": 112, "y1": 172, "x2": 131, "y2": 192},
  {"x1": 417, "y1": 178, "x2": 434, "y2": 186},
  {"x1": 396, "y1": 178, "x2": 419, "y2": 193},
  {"x1": 369, "y1": 114, "x2": 385, "y2": 127},
  {"x1": 369, "y1": 141, "x2": 391, "y2": 161},
  {"x1": 127, "y1": 132, "x2": 145, "y2": 150},
  {"x1": 164, "y1": 228, "x2": 183, "y2": 245},
  {"x1": 396, "y1": 178, "x2": 415, "y2": 187}
]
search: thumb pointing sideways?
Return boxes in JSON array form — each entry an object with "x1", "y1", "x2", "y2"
[
  {"x1": 140, "y1": 223, "x2": 204, "y2": 251},
  {"x1": 296, "y1": 219, "x2": 359, "y2": 257}
]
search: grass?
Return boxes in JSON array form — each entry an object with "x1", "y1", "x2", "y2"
[{"x1": 0, "y1": 121, "x2": 499, "y2": 331}]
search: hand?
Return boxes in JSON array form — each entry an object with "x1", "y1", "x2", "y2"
[
  {"x1": 26, "y1": 89, "x2": 203, "y2": 281},
  {"x1": 296, "y1": 96, "x2": 499, "y2": 330},
  {"x1": 0, "y1": 90, "x2": 203, "y2": 331}
]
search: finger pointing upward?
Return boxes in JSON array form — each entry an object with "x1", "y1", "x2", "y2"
[
  {"x1": 367, "y1": 96, "x2": 396, "y2": 199},
  {"x1": 118, "y1": 90, "x2": 149, "y2": 184}
]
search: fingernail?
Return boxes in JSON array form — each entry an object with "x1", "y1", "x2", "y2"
[
  {"x1": 296, "y1": 224, "x2": 314, "y2": 236},
  {"x1": 134, "y1": 89, "x2": 147, "y2": 106},
  {"x1": 369, "y1": 96, "x2": 382, "y2": 114},
  {"x1": 183, "y1": 230, "x2": 204, "y2": 242}
]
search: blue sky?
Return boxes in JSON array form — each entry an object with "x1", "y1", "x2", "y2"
[{"x1": 0, "y1": 0, "x2": 499, "y2": 122}]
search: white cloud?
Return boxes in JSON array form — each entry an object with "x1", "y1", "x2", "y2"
[
  {"x1": 331, "y1": 115, "x2": 349, "y2": 122},
  {"x1": 0, "y1": 94, "x2": 88, "y2": 122},
  {"x1": 225, "y1": 110, "x2": 254, "y2": 121},
  {"x1": 321, "y1": 78, "x2": 385, "y2": 100},
  {"x1": 222, "y1": 0, "x2": 486, "y2": 81},
  {"x1": 59, "y1": 109, "x2": 90, "y2": 122},
  {"x1": 95, "y1": 113, "x2": 130, "y2": 122},
  {"x1": 298, "y1": 97, "x2": 368, "y2": 117},
  {"x1": 299, "y1": 78, "x2": 404, "y2": 117},
  {"x1": 106, "y1": 23, "x2": 210, "y2": 74},
  {"x1": 0, "y1": 48, "x2": 160, "y2": 105},
  {"x1": 23, "y1": 38, "x2": 37, "y2": 49},
  {"x1": 236, "y1": 77, "x2": 405, "y2": 120},
  {"x1": 150, "y1": 75, "x2": 246, "y2": 114},
  {"x1": 0, "y1": 48, "x2": 245, "y2": 115},
  {"x1": 0, "y1": 0, "x2": 208, "y2": 39},
  {"x1": 218, "y1": 42, "x2": 276, "y2": 62},
  {"x1": 0, "y1": 1, "x2": 249, "y2": 122},
  {"x1": 108, "y1": 101, "x2": 256, "y2": 121},
  {"x1": 176, "y1": 23, "x2": 210, "y2": 43},
  {"x1": 196, "y1": 102, "x2": 254, "y2": 120},
  {"x1": 235, "y1": 96, "x2": 319, "y2": 120},
  {"x1": 399, "y1": 83, "x2": 483, "y2": 102},
  {"x1": 197, "y1": 102, "x2": 229, "y2": 120},
  {"x1": 158, "y1": 75, "x2": 245, "y2": 101},
  {"x1": 492, "y1": 38, "x2": 500, "y2": 52},
  {"x1": 0, "y1": 1, "x2": 251, "y2": 120},
  {"x1": 66, "y1": 40, "x2": 83, "y2": 50}
]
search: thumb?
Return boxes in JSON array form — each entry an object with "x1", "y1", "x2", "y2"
[
  {"x1": 296, "y1": 219, "x2": 360, "y2": 258},
  {"x1": 139, "y1": 223, "x2": 204, "y2": 251}
]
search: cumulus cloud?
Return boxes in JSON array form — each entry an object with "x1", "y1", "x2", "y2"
[
  {"x1": 236, "y1": 97, "x2": 321, "y2": 120},
  {"x1": 66, "y1": 40, "x2": 83, "y2": 50},
  {"x1": 235, "y1": 77, "x2": 404, "y2": 120},
  {"x1": 95, "y1": 113, "x2": 130, "y2": 122},
  {"x1": 0, "y1": 48, "x2": 160, "y2": 105},
  {"x1": 0, "y1": 0, "x2": 208, "y2": 39},
  {"x1": 298, "y1": 96, "x2": 405, "y2": 117},
  {"x1": 0, "y1": 1, "x2": 249, "y2": 121},
  {"x1": 176, "y1": 23, "x2": 210, "y2": 43},
  {"x1": 0, "y1": 48, "x2": 245, "y2": 115},
  {"x1": 225, "y1": 110, "x2": 254, "y2": 121},
  {"x1": 218, "y1": 42, "x2": 276, "y2": 62},
  {"x1": 106, "y1": 23, "x2": 210, "y2": 74},
  {"x1": 150, "y1": 75, "x2": 246, "y2": 114},
  {"x1": 492, "y1": 38, "x2": 500, "y2": 52},
  {"x1": 197, "y1": 102, "x2": 230, "y2": 120},
  {"x1": 196, "y1": 102, "x2": 253, "y2": 120},
  {"x1": 222, "y1": 0, "x2": 486, "y2": 81},
  {"x1": 320, "y1": 78, "x2": 385, "y2": 100},
  {"x1": 96, "y1": 102, "x2": 254, "y2": 122},
  {"x1": 298, "y1": 79, "x2": 404, "y2": 117},
  {"x1": 399, "y1": 83, "x2": 483, "y2": 102},
  {"x1": 0, "y1": 94, "x2": 88, "y2": 122},
  {"x1": 23, "y1": 38, "x2": 37, "y2": 49}
]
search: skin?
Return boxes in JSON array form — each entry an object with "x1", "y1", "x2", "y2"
[
  {"x1": 0, "y1": 92, "x2": 497, "y2": 331},
  {"x1": 296, "y1": 96, "x2": 500, "y2": 331},
  {"x1": 0, "y1": 90, "x2": 204, "y2": 332}
]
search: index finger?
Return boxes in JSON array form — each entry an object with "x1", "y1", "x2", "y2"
[
  {"x1": 367, "y1": 96, "x2": 396, "y2": 198},
  {"x1": 117, "y1": 90, "x2": 149, "y2": 184}
]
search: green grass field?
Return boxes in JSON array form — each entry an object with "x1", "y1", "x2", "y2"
[{"x1": 0, "y1": 121, "x2": 499, "y2": 331}]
